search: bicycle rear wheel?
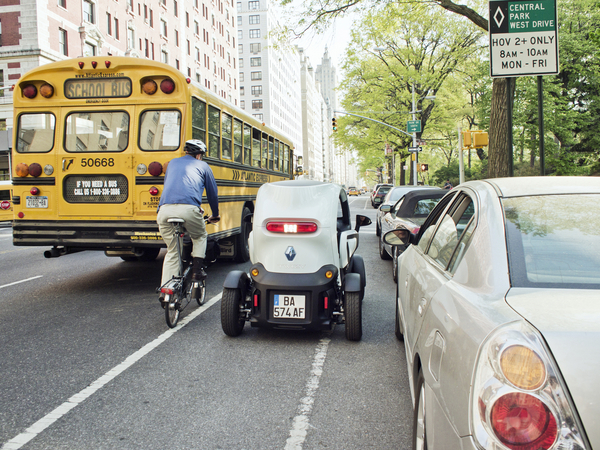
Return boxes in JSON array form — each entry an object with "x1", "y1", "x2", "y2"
[
  {"x1": 165, "y1": 293, "x2": 181, "y2": 328},
  {"x1": 194, "y1": 280, "x2": 206, "y2": 306}
]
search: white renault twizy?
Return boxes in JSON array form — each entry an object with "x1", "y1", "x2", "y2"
[{"x1": 220, "y1": 180, "x2": 371, "y2": 341}]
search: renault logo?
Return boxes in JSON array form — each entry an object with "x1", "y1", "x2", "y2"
[{"x1": 285, "y1": 246, "x2": 296, "y2": 261}]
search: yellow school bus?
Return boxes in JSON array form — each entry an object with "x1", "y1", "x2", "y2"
[{"x1": 11, "y1": 56, "x2": 293, "y2": 261}]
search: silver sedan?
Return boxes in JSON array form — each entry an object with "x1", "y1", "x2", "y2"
[{"x1": 384, "y1": 177, "x2": 598, "y2": 450}]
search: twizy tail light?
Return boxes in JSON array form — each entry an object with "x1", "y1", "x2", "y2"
[
  {"x1": 266, "y1": 222, "x2": 317, "y2": 233},
  {"x1": 253, "y1": 293, "x2": 259, "y2": 307},
  {"x1": 324, "y1": 296, "x2": 329, "y2": 310}
]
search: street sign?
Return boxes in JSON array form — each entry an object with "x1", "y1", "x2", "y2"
[
  {"x1": 489, "y1": 0, "x2": 558, "y2": 77},
  {"x1": 407, "y1": 120, "x2": 421, "y2": 133},
  {"x1": 408, "y1": 146, "x2": 422, "y2": 153}
]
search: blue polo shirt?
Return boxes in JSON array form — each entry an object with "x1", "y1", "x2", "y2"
[{"x1": 158, "y1": 154, "x2": 219, "y2": 216}]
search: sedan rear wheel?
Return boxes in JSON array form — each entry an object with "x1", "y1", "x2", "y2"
[
  {"x1": 413, "y1": 370, "x2": 427, "y2": 450},
  {"x1": 379, "y1": 235, "x2": 392, "y2": 260}
]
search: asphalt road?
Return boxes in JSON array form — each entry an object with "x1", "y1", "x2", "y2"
[{"x1": 0, "y1": 196, "x2": 413, "y2": 450}]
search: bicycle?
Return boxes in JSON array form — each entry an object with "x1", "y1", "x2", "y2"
[{"x1": 158, "y1": 216, "x2": 210, "y2": 328}]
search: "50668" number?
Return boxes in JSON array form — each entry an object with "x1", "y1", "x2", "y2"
[{"x1": 81, "y1": 158, "x2": 115, "y2": 167}]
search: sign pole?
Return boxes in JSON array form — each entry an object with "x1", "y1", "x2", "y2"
[
  {"x1": 507, "y1": 77, "x2": 514, "y2": 177},
  {"x1": 537, "y1": 75, "x2": 545, "y2": 175}
]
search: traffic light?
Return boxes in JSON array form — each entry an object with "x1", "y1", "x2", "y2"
[
  {"x1": 332, "y1": 117, "x2": 338, "y2": 132},
  {"x1": 462, "y1": 131, "x2": 472, "y2": 148},
  {"x1": 420, "y1": 163, "x2": 429, "y2": 172},
  {"x1": 472, "y1": 131, "x2": 489, "y2": 148}
]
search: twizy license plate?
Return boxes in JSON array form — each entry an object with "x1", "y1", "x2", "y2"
[
  {"x1": 273, "y1": 294, "x2": 306, "y2": 319},
  {"x1": 26, "y1": 196, "x2": 48, "y2": 208}
]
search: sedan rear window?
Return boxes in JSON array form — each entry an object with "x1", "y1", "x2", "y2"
[{"x1": 503, "y1": 194, "x2": 600, "y2": 288}]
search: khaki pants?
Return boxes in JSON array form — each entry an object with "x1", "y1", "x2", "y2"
[{"x1": 157, "y1": 204, "x2": 208, "y2": 285}]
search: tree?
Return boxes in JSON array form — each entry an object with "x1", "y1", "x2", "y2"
[
  {"x1": 280, "y1": 0, "x2": 513, "y2": 177},
  {"x1": 332, "y1": 3, "x2": 484, "y2": 183}
]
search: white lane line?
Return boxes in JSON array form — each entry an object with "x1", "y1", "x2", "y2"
[
  {"x1": 1, "y1": 293, "x2": 222, "y2": 450},
  {"x1": 284, "y1": 337, "x2": 331, "y2": 450},
  {"x1": 0, "y1": 276, "x2": 43, "y2": 290}
]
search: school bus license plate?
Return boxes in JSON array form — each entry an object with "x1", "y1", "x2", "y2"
[
  {"x1": 26, "y1": 196, "x2": 48, "y2": 208},
  {"x1": 273, "y1": 294, "x2": 306, "y2": 319}
]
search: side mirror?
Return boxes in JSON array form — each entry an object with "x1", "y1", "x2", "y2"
[
  {"x1": 354, "y1": 214, "x2": 372, "y2": 232},
  {"x1": 382, "y1": 228, "x2": 411, "y2": 246},
  {"x1": 380, "y1": 204, "x2": 391, "y2": 213}
]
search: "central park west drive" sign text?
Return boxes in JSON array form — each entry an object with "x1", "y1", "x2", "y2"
[{"x1": 489, "y1": 0, "x2": 559, "y2": 77}]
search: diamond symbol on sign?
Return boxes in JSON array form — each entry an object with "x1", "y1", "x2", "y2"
[
  {"x1": 285, "y1": 246, "x2": 296, "y2": 261},
  {"x1": 494, "y1": 6, "x2": 505, "y2": 27}
]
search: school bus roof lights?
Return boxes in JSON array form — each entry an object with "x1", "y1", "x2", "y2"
[
  {"x1": 142, "y1": 80, "x2": 158, "y2": 95},
  {"x1": 40, "y1": 83, "x2": 54, "y2": 98},
  {"x1": 160, "y1": 78, "x2": 175, "y2": 94},
  {"x1": 22, "y1": 84, "x2": 37, "y2": 99}
]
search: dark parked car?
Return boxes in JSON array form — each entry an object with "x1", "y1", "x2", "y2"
[
  {"x1": 375, "y1": 185, "x2": 439, "y2": 236},
  {"x1": 370, "y1": 184, "x2": 393, "y2": 208},
  {"x1": 378, "y1": 188, "x2": 446, "y2": 281}
]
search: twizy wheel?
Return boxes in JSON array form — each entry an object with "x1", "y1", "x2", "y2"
[
  {"x1": 413, "y1": 370, "x2": 427, "y2": 450},
  {"x1": 165, "y1": 293, "x2": 181, "y2": 328},
  {"x1": 344, "y1": 291, "x2": 362, "y2": 341},
  {"x1": 221, "y1": 287, "x2": 245, "y2": 336}
]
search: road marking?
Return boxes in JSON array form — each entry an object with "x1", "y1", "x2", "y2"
[
  {"x1": 0, "y1": 293, "x2": 222, "y2": 450},
  {"x1": 284, "y1": 337, "x2": 331, "y2": 450},
  {"x1": 0, "y1": 276, "x2": 43, "y2": 290}
]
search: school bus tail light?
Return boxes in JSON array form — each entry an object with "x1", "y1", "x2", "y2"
[
  {"x1": 160, "y1": 78, "x2": 175, "y2": 94},
  {"x1": 105, "y1": 61, "x2": 111, "y2": 68},
  {"x1": 30, "y1": 187, "x2": 40, "y2": 196},
  {"x1": 16, "y1": 163, "x2": 29, "y2": 177},
  {"x1": 40, "y1": 83, "x2": 54, "y2": 98},
  {"x1": 22, "y1": 84, "x2": 37, "y2": 99},
  {"x1": 28, "y1": 163, "x2": 43, "y2": 177},
  {"x1": 142, "y1": 80, "x2": 158, "y2": 95},
  {"x1": 78, "y1": 61, "x2": 85, "y2": 69},
  {"x1": 91, "y1": 61, "x2": 98, "y2": 69},
  {"x1": 149, "y1": 186, "x2": 159, "y2": 196},
  {"x1": 148, "y1": 161, "x2": 163, "y2": 176}
]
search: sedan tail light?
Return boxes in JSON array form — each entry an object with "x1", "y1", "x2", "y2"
[
  {"x1": 472, "y1": 321, "x2": 585, "y2": 450},
  {"x1": 266, "y1": 221, "x2": 317, "y2": 233}
]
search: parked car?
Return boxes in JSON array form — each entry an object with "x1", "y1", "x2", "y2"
[
  {"x1": 371, "y1": 184, "x2": 393, "y2": 208},
  {"x1": 383, "y1": 176, "x2": 599, "y2": 450},
  {"x1": 378, "y1": 188, "x2": 445, "y2": 281},
  {"x1": 348, "y1": 186, "x2": 359, "y2": 196},
  {"x1": 375, "y1": 185, "x2": 439, "y2": 237},
  {"x1": 221, "y1": 180, "x2": 371, "y2": 341}
]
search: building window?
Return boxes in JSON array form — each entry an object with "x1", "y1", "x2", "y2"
[
  {"x1": 83, "y1": 0, "x2": 95, "y2": 23},
  {"x1": 249, "y1": 14, "x2": 259, "y2": 24},
  {"x1": 250, "y1": 71, "x2": 261, "y2": 80},
  {"x1": 162, "y1": 50, "x2": 168, "y2": 63},
  {"x1": 249, "y1": 29, "x2": 260, "y2": 39},
  {"x1": 248, "y1": 0, "x2": 259, "y2": 10},
  {"x1": 59, "y1": 28, "x2": 68, "y2": 56},
  {"x1": 127, "y1": 27, "x2": 135, "y2": 49},
  {"x1": 107, "y1": 12, "x2": 112, "y2": 35},
  {"x1": 251, "y1": 86, "x2": 262, "y2": 95},
  {"x1": 239, "y1": 72, "x2": 244, "y2": 82},
  {"x1": 250, "y1": 57, "x2": 261, "y2": 67},
  {"x1": 149, "y1": 9, "x2": 153, "y2": 27},
  {"x1": 58, "y1": 0, "x2": 66, "y2": 8},
  {"x1": 253, "y1": 113, "x2": 263, "y2": 121},
  {"x1": 173, "y1": 0, "x2": 178, "y2": 16},
  {"x1": 175, "y1": 29, "x2": 179, "y2": 46},
  {"x1": 161, "y1": 19, "x2": 167, "y2": 37},
  {"x1": 237, "y1": 30, "x2": 243, "y2": 40},
  {"x1": 114, "y1": 18, "x2": 119, "y2": 39},
  {"x1": 237, "y1": 16, "x2": 242, "y2": 26},
  {"x1": 240, "y1": 100, "x2": 245, "y2": 109},
  {"x1": 145, "y1": 38, "x2": 149, "y2": 57},
  {"x1": 186, "y1": 12, "x2": 189, "y2": 27},
  {"x1": 250, "y1": 43, "x2": 260, "y2": 53},
  {"x1": 84, "y1": 42, "x2": 96, "y2": 56},
  {"x1": 194, "y1": 20, "x2": 199, "y2": 35},
  {"x1": 176, "y1": 59, "x2": 179, "y2": 69},
  {"x1": 237, "y1": 1, "x2": 241, "y2": 12},
  {"x1": 240, "y1": 87, "x2": 244, "y2": 95},
  {"x1": 252, "y1": 99, "x2": 262, "y2": 109},
  {"x1": 239, "y1": 58, "x2": 244, "y2": 68},
  {"x1": 238, "y1": 44, "x2": 243, "y2": 54}
]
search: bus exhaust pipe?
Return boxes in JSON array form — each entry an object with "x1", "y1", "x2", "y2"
[{"x1": 44, "y1": 247, "x2": 84, "y2": 258}]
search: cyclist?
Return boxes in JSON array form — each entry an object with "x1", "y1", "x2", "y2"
[{"x1": 157, "y1": 140, "x2": 220, "y2": 298}]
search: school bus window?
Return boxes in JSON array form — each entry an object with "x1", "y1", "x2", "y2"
[
  {"x1": 17, "y1": 113, "x2": 56, "y2": 153},
  {"x1": 252, "y1": 128, "x2": 261, "y2": 168},
  {"x1": 243, "y1": 123, "x2": 251, "y2": 166},
  {"x1": 0, "y1": 189, "x2": 10, "y2": 201},
  {"x1": 274, "y1": 140, "x2": 280, "y2": 171},
  {"x1": 222, "y1": 113, "x2": 233, "y2": 160},
  {"x1": 268, "y1": 137, "x2": 274, "y2": 170},
  {"x1": 261, "y1": 134, "x2": 268, "y2": 168},
  {"x1": 138, "y1": 110, "x2": 180, "y2": 151},
  {"x1": 233, "y1": 118, "x2": 243, "y2": 163},
  {"x1": 284, "y1": 145, "x2": 290, "y2": 174},
  {"x1": 208, "y1": 105, "x2": 220, "y2": 158},
  {"x1": 65, "y1": 111, "x2": 129, "y2": 152},
  {"x1": 191, "y1": 97, "x2": 207, "y2": 145}
]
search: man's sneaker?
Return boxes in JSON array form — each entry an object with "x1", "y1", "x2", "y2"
[{"x1": 192, "y1": 257, "x2": 207, "y2": 281}]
